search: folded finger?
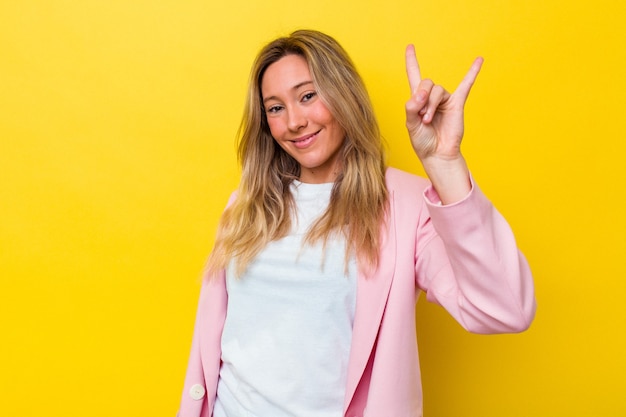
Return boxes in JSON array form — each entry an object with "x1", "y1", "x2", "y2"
[{"x1": 422, "y1": 85, "x2": 448, "y2": 123}]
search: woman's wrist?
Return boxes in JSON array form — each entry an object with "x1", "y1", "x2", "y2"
[{"x1": 421, "y1": 156, "x2": 471, "y2": 205}]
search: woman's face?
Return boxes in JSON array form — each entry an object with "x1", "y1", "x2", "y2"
[{"x1": 261, "y1": 54, "x2": 346, "y2": 184}]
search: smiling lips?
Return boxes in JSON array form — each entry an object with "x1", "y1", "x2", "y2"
[{"x1": 290, "y1": 131, "x2": 320, "y2": 149}]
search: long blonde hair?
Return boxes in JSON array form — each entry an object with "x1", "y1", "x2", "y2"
[{"x1": 206, "y1": 29, "x2": 388, "y2": 277}]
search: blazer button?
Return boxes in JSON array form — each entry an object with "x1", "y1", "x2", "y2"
[{"x1": 189, "y1": 384, "x2": 206, "y2": 401}]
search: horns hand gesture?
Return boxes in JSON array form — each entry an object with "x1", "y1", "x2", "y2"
[{"x1": 405, "y1": 44, "x2": 483, "y2": 203}]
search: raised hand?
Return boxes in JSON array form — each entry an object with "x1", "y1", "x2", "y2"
[{"x1": 405, "y1": 44, "x2": 483, "y2": 203}]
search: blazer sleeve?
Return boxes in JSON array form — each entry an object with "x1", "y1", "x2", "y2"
[
  {"x1": 414, "y1": 178, "x2": 536, "y2": 334},
  {"x1": 177, "y1": 272, "x2": 227, "y2": 417},
  {"x1": 178, "y1": 192, "x2": 236, "y2": 416}
]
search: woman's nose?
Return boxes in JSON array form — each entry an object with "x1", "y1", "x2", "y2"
[{"x1": 287, "y1": 107, "x2": 307, "y2": 131}]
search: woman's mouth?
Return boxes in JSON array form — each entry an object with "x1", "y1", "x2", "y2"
[{"x1": 291, "y1": 131, "x2": 319, "y2": 149}]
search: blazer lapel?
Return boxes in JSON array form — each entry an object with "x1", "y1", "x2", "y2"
[{"x1": 343, "y1": 189, "x2": 397, "y2": 411}]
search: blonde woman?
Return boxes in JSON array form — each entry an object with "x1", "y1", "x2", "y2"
[{"x1": 178, "y1": 30, "x2": 536, "y2": 417}]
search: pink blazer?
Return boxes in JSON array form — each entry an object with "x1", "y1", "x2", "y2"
[{"x1": 177, "y1": 168, "x2": 536, "y2": 417}]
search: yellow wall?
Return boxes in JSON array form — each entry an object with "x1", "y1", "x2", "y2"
[{"x1": 1, "y1": 1, "x2": 624, "y2": 415}]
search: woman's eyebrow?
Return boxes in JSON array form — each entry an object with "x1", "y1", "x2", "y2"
[{"x1": 263, "y1": 80, "x2": 314, "y2": 104}]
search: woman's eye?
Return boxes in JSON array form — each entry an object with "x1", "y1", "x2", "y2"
[
  {"x1": 302, "y1": 92, "x2": 316, "y2": 102},
  {"x1": 267, "y1": 105, "x2": 283, "y2": 114}
]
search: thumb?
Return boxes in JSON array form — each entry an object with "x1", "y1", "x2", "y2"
[{"x1": 405, "y1": 90, "x2": 428, "y2": 130}]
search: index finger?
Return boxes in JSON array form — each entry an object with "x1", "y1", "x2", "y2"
[{"x1": 405, "y1": 44, "x2": 422, "y2": 94}]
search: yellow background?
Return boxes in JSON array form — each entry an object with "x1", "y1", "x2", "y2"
[{"x1": 1, "y1": 0, "x2": 624, "y2": 415}]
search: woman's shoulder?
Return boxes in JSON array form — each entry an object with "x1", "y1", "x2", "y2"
[{"x1": 385, "y1": 167, "x2": 431, "y2": 193}]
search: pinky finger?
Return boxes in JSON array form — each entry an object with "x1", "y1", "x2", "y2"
[{"x1": 455, "y1": 57, "x2": 484, "y2": 103}]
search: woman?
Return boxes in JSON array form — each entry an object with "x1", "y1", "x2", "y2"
[{"x1": 178, "y1": 29, "x2": 536, "y2": 417}]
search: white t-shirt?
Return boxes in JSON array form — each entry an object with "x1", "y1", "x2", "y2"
[{"x1": 214, "y1": 181, "x2": 357, "y2": 417}]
